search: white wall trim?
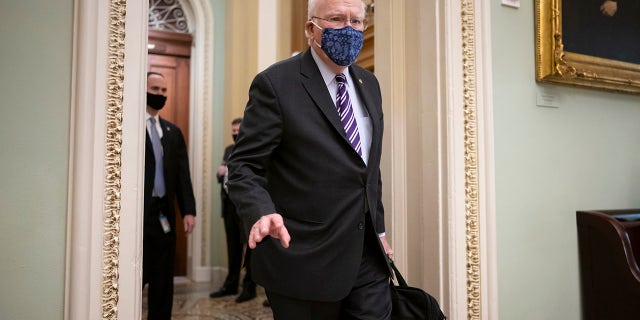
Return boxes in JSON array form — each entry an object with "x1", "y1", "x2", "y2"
[
  {"x1": 66, "y1": 0, "x2": 148, "y2": 319},
  {"x1": 376, "y1": 0, "x2": 408, "y2": 276},
  {"x1": 443, "y1": 0, "x2": 498, "y2": 319},
  {"x1": 65, "y1": 1, "x2": 110, "y2": 317},
  {"x1": 444, "y1": 0, "x2": 468, "y2": 317},
  {"x1": 180, "y1": 0, "x2": 216, "y2": 283},
  {"x1": 118, "y1": 1, "x2": 149, "y2": 318},
  {"x1": 475, "y1": 0, "x2": 499, "y2": 318},
  {"x1": 65, "y1": 0, "x2": 219, "y2": 317}
]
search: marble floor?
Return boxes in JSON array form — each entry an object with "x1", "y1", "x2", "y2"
[{"x1": 142, "y1": 279, "x2": 274, "y2": 320}]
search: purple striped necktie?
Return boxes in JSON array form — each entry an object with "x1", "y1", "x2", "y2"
[{"x1": 335, "y1": 74, "x2": 363, "y2": 157}]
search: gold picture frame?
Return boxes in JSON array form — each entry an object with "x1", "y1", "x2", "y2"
[{"x1": 535, "y1": 0, "x2": 640, "y2": 94}]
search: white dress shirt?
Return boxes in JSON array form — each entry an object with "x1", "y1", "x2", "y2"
[
  {"x1": 310, "y1": 49, "x2": 372, "y2": 165},
  {"x1": 146, "y1": 112, "x2": 164, "y2": 139}
]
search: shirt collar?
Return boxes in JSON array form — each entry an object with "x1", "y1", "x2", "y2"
[
  {"x1": 146, "y1": 111, "x2": 160, "y2": 123},
  {"x1": 310, "y1": 48, "x2": 354, "y2": 88}
]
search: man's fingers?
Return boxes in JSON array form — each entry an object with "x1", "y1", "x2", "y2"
[
  {"x1": 253, "y1": 223, "x2": 267, "y2": 243},
  {"x1": 268, "y1": 214, "x2": 284, "y2": 229},
  {"x1": 246, "y1": 214, "x2": 292, "y2": 249},
  {"x1": 277, "y1": 226, "x2": 291, "y2": 248},
  {"x1": 248, "y1": 234, "x2": 258, "y2": 249},
  {"x1": 267, "y1": 214, "x2": 290, "y2": 248},
  {"x1": 248, "y1": 217, "x2": 269, "y2": 249},
  {"x1": 183, "y1": 216, "x2": 195, "y2": 234},
  {"x1": 258, "y1": 221, "x2": 270, "y2": 238},
  {"x1": 386, "y1": 249, "x2": 394, "y2": 260}
]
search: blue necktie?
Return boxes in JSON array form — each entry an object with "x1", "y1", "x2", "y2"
[
  {"x1": 149, "y1": 117, "x2": 166, "y2": 197},
  {"x1": 336, "y1": 74, "x2": 362, "y2": 157}
]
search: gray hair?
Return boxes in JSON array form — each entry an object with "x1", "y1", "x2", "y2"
[{"x1": 307, "y1": 0, "x2": 366, "y2": 20}]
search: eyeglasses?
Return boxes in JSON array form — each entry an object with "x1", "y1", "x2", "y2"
[{"x1": 311, "y1": 15, "x2": 368, "y2": 31}]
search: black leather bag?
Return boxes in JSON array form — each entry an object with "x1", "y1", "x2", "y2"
[{"x1": 390, "y1": 260, "x2": 446, "y2": 320}]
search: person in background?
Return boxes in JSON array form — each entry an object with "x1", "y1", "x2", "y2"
[
  {"x1": 143, "y1": 71, "x2": 196, "y2": 320},
  {"x1": 209, "y1": 117, "x2": 257, "y2": 303},
  {"x1": 226, "y1": 0, "x2": 393, "y2": 318}
]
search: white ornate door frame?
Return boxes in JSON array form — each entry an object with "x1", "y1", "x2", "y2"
[
  {"x1": 375, "y1": 0, "x2": 498, "y2": 319},
  {"x1": 442, "y1": 0, "x2": 498, "y2": 320},
  {"x1": 65, "y1": 0, "x2": 498, "y2": 319},
  {"x1": 65, "y1": 0, "x2": 215, "y2": 319},
  {"x1": 176, "y1": 0, "x2": 216, "y2": 284},
  {"x1": 444, "y1": 0, "x2": 498, "y2": 318},
  {"x1": 66, "y1": 0, "x2": 147, "y2": 318}
]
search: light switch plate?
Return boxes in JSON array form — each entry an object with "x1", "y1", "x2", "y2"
[{"x1": 501, "y1": 0, "x2": 520, "y2": 8}]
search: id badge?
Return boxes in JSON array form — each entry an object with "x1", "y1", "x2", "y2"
[{"x1": 159, "y1": 214, "x2": 171, "y2": 234}]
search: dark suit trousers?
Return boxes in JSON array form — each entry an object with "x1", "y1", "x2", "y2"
[
  {"x1": 221, "y1": 196, "x2": 253, "y2": 290},
  {"x1": 266, "y1": 215, "x2": 392, "y2": 320},
  {"x1": 143, "y1": 197, "x2": 175, "y2": 320}
]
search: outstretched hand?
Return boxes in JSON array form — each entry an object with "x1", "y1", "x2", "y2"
[{"x1": 248, "y1": 213, "x2": 291, "y2": 249}]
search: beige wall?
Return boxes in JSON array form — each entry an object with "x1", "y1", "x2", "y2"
[
  {"x1": 222, "y1": 1, "x2": 300, "y2": 140},
  {"x1": 223, "y1": 2, "x2": 258, "y2": 139}
]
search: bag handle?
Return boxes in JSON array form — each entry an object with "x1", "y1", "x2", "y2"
[{"x1": 389, "y1": 259, "x2": 409, "y2": 287}]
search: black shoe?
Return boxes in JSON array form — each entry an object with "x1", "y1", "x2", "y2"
[
  {"x1": 235, "y1": 287, "x2": 257, "y2": 303},
  {"x1": 262, "y1": 299, "x2": 270, "y2": 307},
  {"x1": 209, "y1": 287, "x2": 238, "y2": 298}
]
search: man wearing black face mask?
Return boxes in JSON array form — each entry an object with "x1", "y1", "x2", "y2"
[
  {"x1": 143, "y1": 71, "x2": 196, "y2": 320},
  {"x1": 209, "y1": 117, "x2": 257, "y2": 303},
  {"x1": 226, "y1": 0, "x2": 393, "y2": 319}
]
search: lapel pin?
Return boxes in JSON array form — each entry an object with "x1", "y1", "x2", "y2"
[{"x1": 358, "y1": 78, "x2": 363, "y2": 84}]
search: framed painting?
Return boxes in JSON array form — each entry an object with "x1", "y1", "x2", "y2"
[{"x1": 535, "y1": 0, "x2": 640, "y2": 94}]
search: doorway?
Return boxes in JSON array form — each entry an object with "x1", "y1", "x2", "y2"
[{"x1": 148, "y1": 28, "x2": 192, "y2": 276}]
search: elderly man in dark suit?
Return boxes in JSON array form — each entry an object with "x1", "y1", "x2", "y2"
[
  {"x1": 143, "y1": 71, "x2": 196, "y2": 320},
  {"x1": 227, "y1": 0, "x2": 393, "y2": 318}
]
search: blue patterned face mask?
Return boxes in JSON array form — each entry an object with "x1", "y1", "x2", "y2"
[{"x1": 312, "y1": 22, "x2": 364, "y2": 66}]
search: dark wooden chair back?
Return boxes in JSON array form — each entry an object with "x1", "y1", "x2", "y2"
[{"x1": 576, "y1": 209, "x2": 640, "y2": 320}]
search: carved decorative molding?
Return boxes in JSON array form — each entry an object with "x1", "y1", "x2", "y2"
[
  {"x1": 461, "y1": 0, "x2": 481, "y2": 319},
  {"x1": 102, "y1": 0, "x2": 126, "y2": 319},
  {"x1": 149, "y1": 0, "x2": 190, "y2": 33},
  {"x1": 199, "y1": 4, "x2": 214, "y2": 269}
]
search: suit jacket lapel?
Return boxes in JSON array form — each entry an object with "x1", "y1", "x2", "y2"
[
  {"x1": 299, "y1": 50, "x2": 348, "y2": 142},
  {"x1": 158, "y1": 117, "x2": 170, "y2": 150},
  {"x1": 299, "y1": 50, "x2": 380, "y2": 165},
  {"x1": 349, "y1": 67, "x2": 378, "y2": 126},
  {"x1": 350, "y1": 66, "x2": 381, "y2": 167}
]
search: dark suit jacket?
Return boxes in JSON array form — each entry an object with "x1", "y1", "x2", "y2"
[
  {"x1": 218, "y1": 144, "x2": 234, "y2": 217},
  {"x1": 144, "y1": 117, "x2": 196, "y2": 235},
  {"x1": 227, "y1": 49, "x2": 386, "y2": 301}
]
